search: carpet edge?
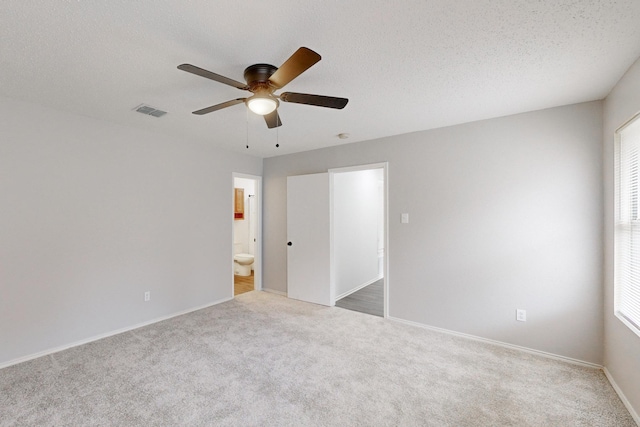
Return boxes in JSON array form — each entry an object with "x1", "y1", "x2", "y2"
[
  {"x1": 262, "y1": 288, "x2": 287, "y2": 297},
  {"x1": 387, "y1": 316, "x2": 603, "y2": 369},
  {"x1": 603, "y1": 367, "x2": 640, "y2": 426},
  {"x1": 0, "y1": 295, "x2": 234, "y2": 370}
]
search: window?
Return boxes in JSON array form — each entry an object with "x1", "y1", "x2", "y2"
[{"x1": 615, "y1": 112, "x2": 640, "y2": 338}]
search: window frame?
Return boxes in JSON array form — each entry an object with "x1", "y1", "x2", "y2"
[{"x1": 614, "y1": 111, "x2": 640, "y2": 338}]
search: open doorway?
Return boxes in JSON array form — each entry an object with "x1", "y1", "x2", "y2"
[
  {"x1": 330, "y1": 164, "x2": 387, "y2": 317},
  {"x1": 232, "y1": 173, "x2": 262, "y2": 297}
]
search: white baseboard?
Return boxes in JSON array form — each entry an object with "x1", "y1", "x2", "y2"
[
  {"x1": 262, "y1": 288, "x2": 287, "y2": 297},
  {"x1": 0, "y1": 296, "x2": 233, "y2": 370},
  {"x1": 335, "y1": 276, "x2": 383, "y2": 301},
  {"x1": 387, "y1": 316, "x2": 602, "y2": 370},
  {"x1": 603, "y1": 367, "x2": 640, "y2": 426}
]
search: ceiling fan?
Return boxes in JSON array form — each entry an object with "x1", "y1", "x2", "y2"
[{"x1": 178, "y1": 47, "x2": 348, "y2": 129}]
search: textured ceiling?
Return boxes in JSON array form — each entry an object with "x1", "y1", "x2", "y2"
[{"x1": 2, "y1": 1, "x2": 640, "y2": 158}]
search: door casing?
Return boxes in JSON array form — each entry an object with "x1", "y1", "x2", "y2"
[
  {"x1": 232, "y1": 173, "x2": 262, "y2": 296},
  {"x1": 329, "y1": 163, "x2": 388, "y2": 317}
]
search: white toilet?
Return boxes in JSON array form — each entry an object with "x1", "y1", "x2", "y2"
[{"x1": 234, "y1": 243, "x2": 254, "y2": 276}]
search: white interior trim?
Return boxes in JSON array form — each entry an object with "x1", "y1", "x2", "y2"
[
  {"x1": 232, "y1": 172, "x2": 263, "y2": 294},
  {"x1": 0, "y1": 296, "x2": 233, "y2": 370},
  {"x1": 382, "y1": 164, "x2": 389, "y2": 318},
  {"x1": 603, "y1": 367, "x2": 640, "y2": 426},
  {"x1": 328, "y1": 163, "x2": 388, "y2": 174},
  {"x1": 328, "y1": 162, "x2": 389, "y2": 317},
  {"x1": 388, "y1": 316, "x2": 603, "y2": 370},
  {"x1": 262, "y1": 288, "x2": 287, "y2": 297},
  {"x1": 335, "y1": 276, "x2": 383, "y2": 301}
]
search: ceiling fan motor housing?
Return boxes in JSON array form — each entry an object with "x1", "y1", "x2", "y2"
[{"x1": 244, "y1": 64, "x2": 278, "y2": 91}]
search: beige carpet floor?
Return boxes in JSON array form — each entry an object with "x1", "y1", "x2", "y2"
[{"x1": 0, "y1": 291, "x2": 635, "y2": 426}]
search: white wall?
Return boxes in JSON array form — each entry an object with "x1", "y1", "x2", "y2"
[
  {"x1": 263, "y1": 101, "x2": 604, "y2": 364},
  {"x1": 0, "y1": 96, "x2": 262, "y2": 365},
  {"x1": 333, "y1": 169, "x2": 383, "y2": 298},
  {"x1": 603, "y1": 57, "x2": 640, "y2": 417}
]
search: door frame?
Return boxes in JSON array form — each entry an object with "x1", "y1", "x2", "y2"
[
  {"x1": 232, "y1": 172, "x2": 262, "y2": 296},
  {"x1": 328, "y1": 162, "x2": 389, "y2": 318}
]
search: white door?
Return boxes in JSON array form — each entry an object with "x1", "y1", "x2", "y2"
[{"x1": 287, "y1": 173, "x2": 332, "y2": 306}]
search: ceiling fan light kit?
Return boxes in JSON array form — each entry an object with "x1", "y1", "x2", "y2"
[
  {"x1": 247, "y1": 95, "x2": 278, "y2": 115},
  {"x1": 178, "y1": 47, "x2": 348, "y2": 129}
]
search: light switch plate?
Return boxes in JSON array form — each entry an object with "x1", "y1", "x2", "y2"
[{"x1": 401, "y1": 213, "x2": 409, "y2": 223}]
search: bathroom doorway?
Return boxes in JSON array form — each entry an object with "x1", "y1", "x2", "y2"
[{"x1": 232, "y1": 173, "x2": 262, "y2": 296}]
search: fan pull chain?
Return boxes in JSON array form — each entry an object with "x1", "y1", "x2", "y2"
[
  {"x1": 245, "y1": 107, "x2": 249, "y2": 149},
  {"x1": 276, "y1": 120, "x2": 280, "y2": 148}
]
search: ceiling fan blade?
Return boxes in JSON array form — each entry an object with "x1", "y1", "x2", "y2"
[
  {"x1": 178, "y1": 64, "x2": 249, "y2": 90},
  {"x1": 268, "y1": 47, "x2": 321, "y2": 89},
  {"x1": 280, "y1": 92, "x2": 348, "y2": 109},
  {"x1": 264, "y1": 110, "x2": 282, "y2": 128},
  {"x1": 192, "y1": 98, "x2": 246, "y2": 115}
]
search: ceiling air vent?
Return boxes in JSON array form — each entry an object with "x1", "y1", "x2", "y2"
[{"x1": 133, "y1": 104, "x2": 167, "y2": 118}]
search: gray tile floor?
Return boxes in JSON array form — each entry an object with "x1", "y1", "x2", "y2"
[{"x1": 335, "y1": 279, "x2": 383, "y2": 317}]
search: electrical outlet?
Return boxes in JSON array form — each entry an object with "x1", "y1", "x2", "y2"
[
  {"x1": 144, "y1": 291, "x2": 151, "y2": 302},
  {"x1": 516, "y1": 309, "x2": 526, "y2": 322}
]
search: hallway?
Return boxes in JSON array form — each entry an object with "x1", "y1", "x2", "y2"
[{"x1": 335, "y1": 279, "x2": 383, "y2": 317}]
